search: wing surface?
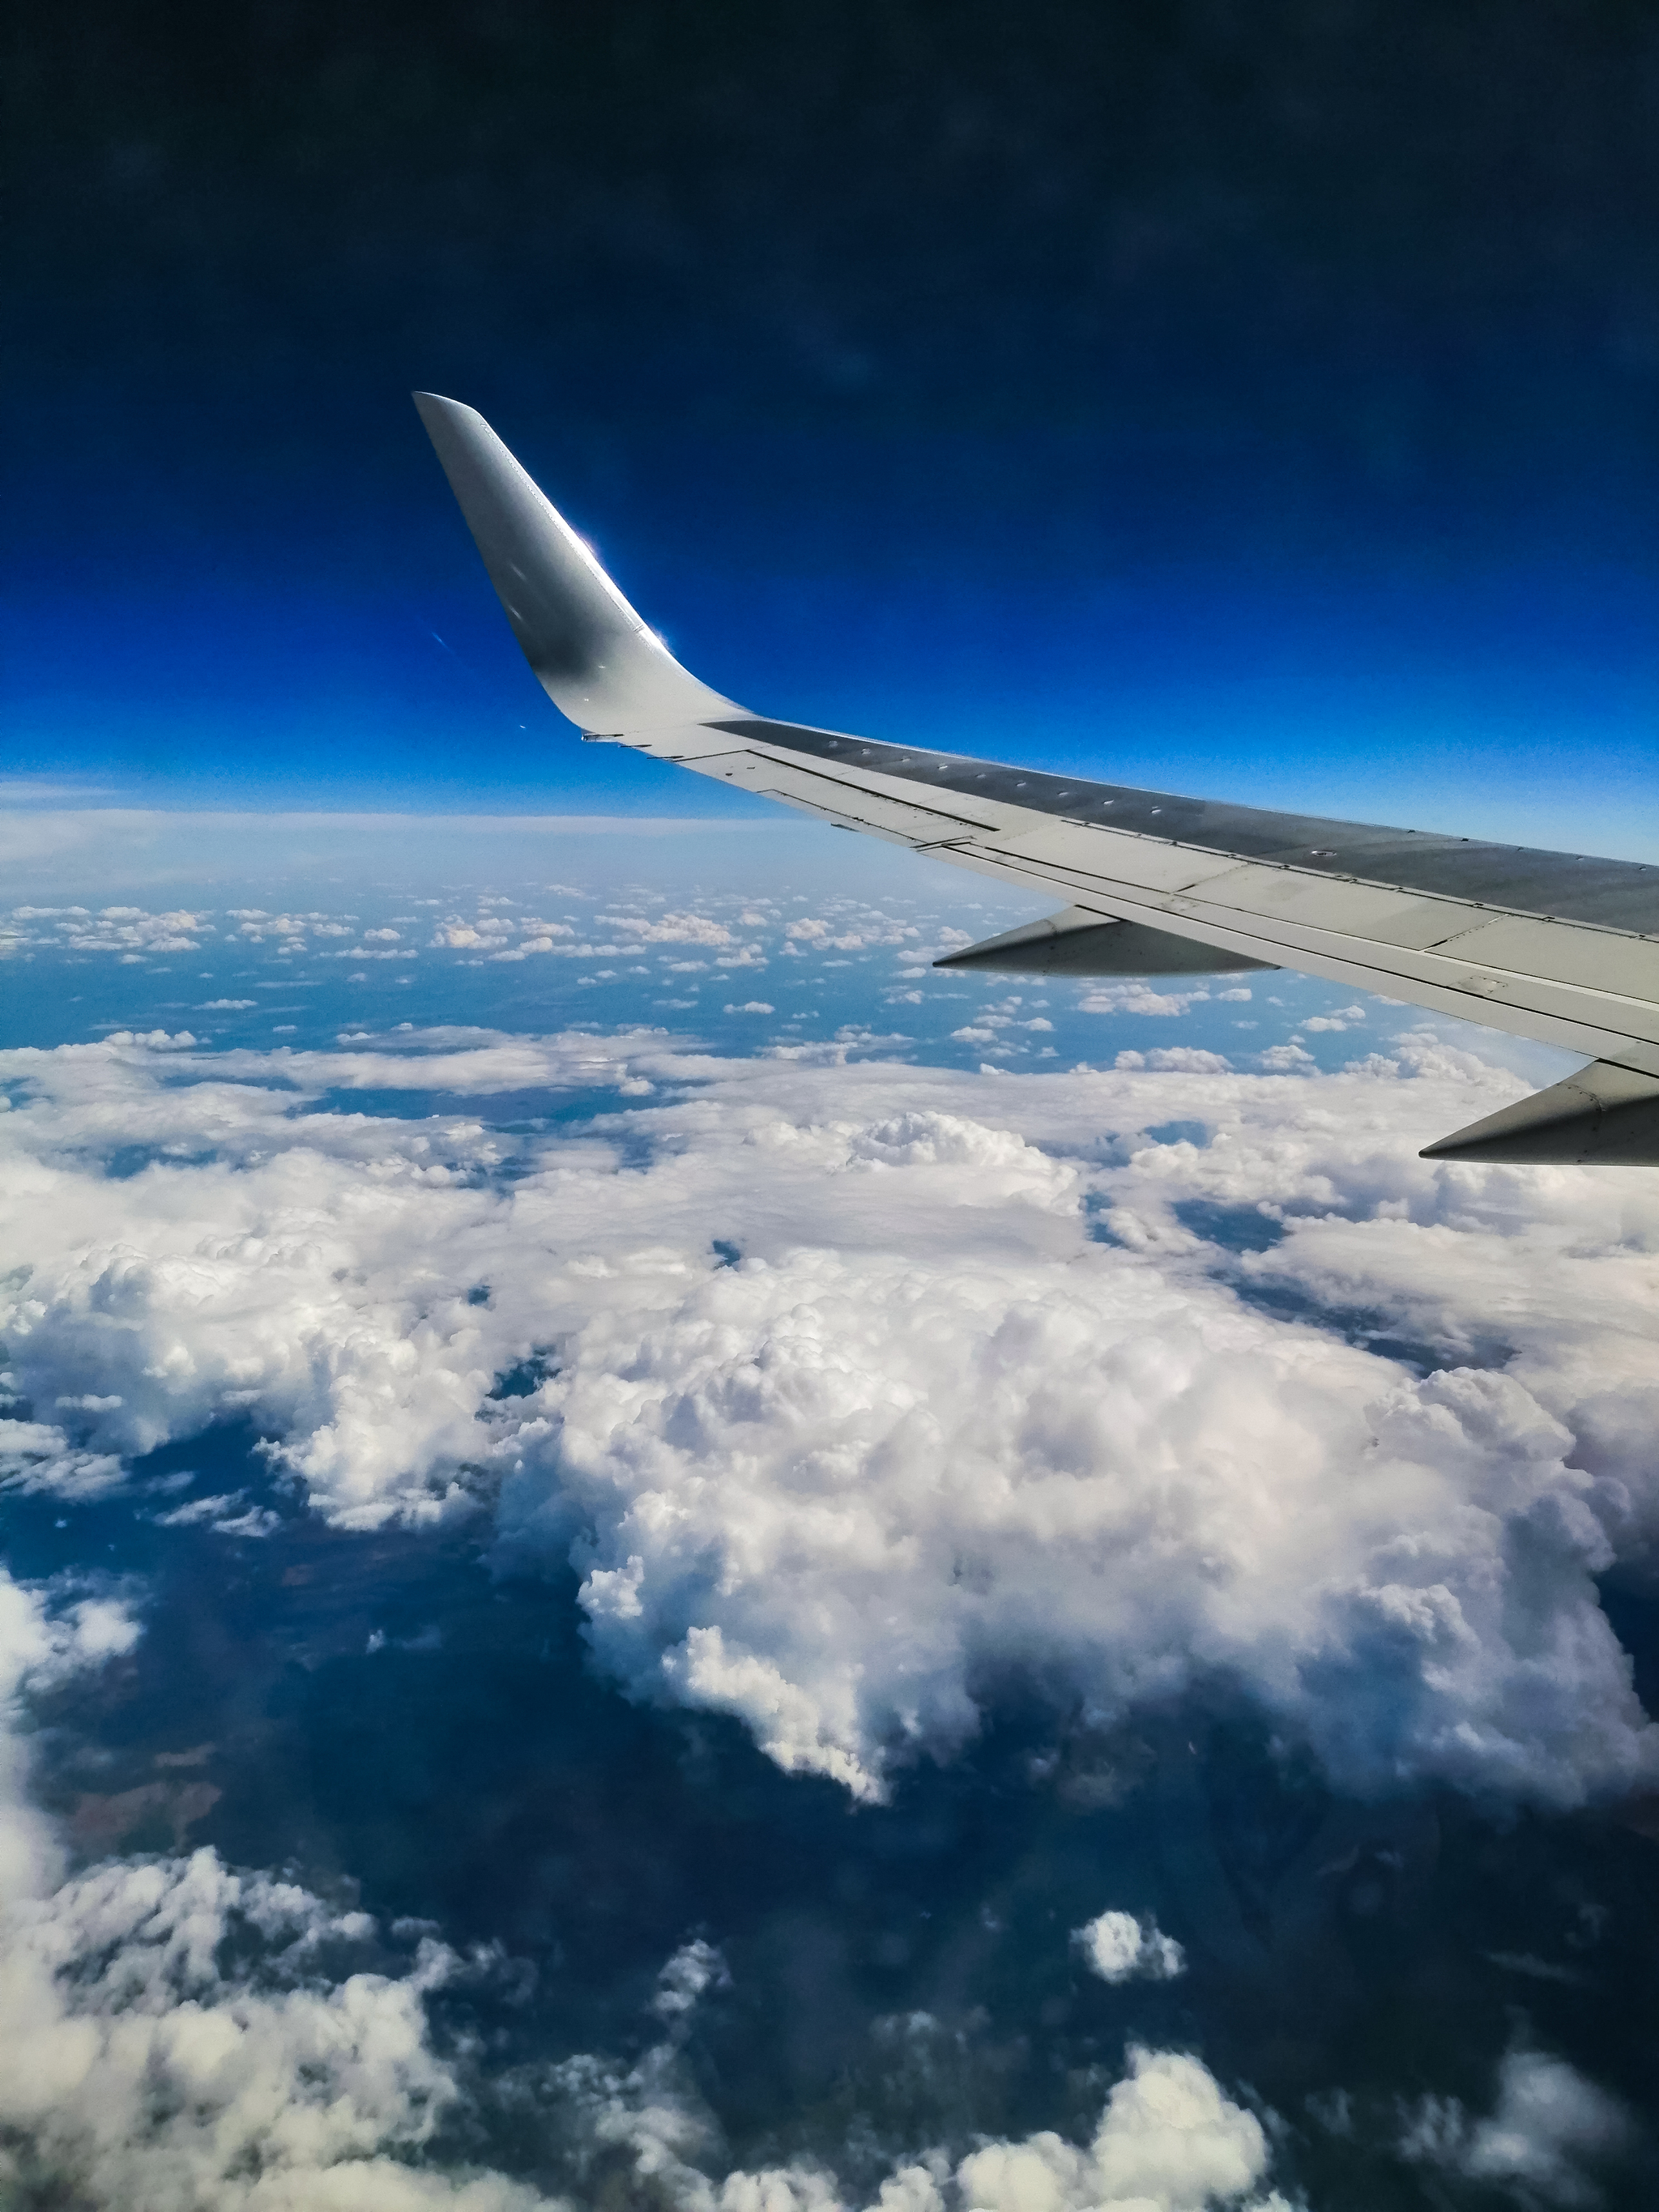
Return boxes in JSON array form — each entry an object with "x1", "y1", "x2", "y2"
[{"x1": 416, "y1": 394, "x2": 1659, "y2": 1160}]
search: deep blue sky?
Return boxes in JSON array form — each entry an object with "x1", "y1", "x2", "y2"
[{"x1": 6, "y1": 1, "x2": 1659, "y2": 847}]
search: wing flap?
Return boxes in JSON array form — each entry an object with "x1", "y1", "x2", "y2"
[{"x1": 1414, "y1": 914, "x2": 1659, "y2": 999}]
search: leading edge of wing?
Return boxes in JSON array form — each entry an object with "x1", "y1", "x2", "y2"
[{"x1": 708, "y1": 716, "x2": 1659, "y2": 938}]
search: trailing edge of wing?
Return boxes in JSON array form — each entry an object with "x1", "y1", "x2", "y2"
[{"x1": 416, "y1": 398, "x2": 1659, "y2": 1133}]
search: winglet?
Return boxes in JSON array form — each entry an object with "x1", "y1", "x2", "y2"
[
  {"x1": 412, "y1": 393, "x2": 741, "y2": 732},
  {"x1": 1421, "y1": 1059, "x2": 1659, "y2": 1166}
]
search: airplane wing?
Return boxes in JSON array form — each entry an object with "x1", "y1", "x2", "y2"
[{"x1": 414, "y1": 392, "x2": 1659, "y2": 1166}]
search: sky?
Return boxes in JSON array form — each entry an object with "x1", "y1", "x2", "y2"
[
  {"x1": 6, "y1": 0, "x2": 1659, "y2": 840},
  {"x1": 5, "y1": 7, "x2": 1659, "y2": 2210}
]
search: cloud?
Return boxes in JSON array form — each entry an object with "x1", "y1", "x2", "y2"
[
  {"x1": 0, "y1": 1848, "x2": 535, "y2": 2211},
  {"x1": 5, "y1": 906, "x2": 212, "y2": 957},
  {"x1": 436, "y1": 923, "x2": 508, "y2": 948},
  {"x1": 612, "y1": 912, "x2": 732, "y2": 946},
  {"x1": 545, "y1": 2033, "x2": 1286, "y2": 2212},
  {"x1": 1079, "y1": 983, "x2": 1209, "y2": 1017},
  {"x1": 1114, "y1": 1049, "x2": 1231, "y2": 1074},
  {"x1": 1073, "y1": 1911, "x2": 1185, "y2": 1984},
  {"x1": 650, "y1": 1937, "x2": 731, "y2": 2022},
  {"x1": 151, "y1": 1490, "x2": 281, "y2": 1537},
  {"x1": 0, "y1": 1007, "x2": 1646, "y2": 2201},
  {"x1": 2, "y1": 1029, "x2": 1657, "y2": 1811},
  {"x1": 1, "y1": 1420, "x2": 125, "y2": 1499},
  {"x1": 1401, "y1": 2052, "x2": 1633, "y2": 2207},
  {"x1": 0, "y1": 1574, "x2": 1282, "y2": 2212},
  {"x1": 957, "y1": 2048, "x2": 1282, "y2": 2212},
  {"x1": 0, "y1": 1565, "x2": 558, "y2": 2209}
]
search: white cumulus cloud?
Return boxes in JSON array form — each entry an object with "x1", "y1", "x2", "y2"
[
  {"x1": 957, "y1": 2048, "x2": 1282, "y2": 2212},
  {"x1": 1073, "y1": 1911, "x2": 1186, "y2": 1984}
]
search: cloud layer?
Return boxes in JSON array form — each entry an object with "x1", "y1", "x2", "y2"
[
  {"x1": 2, "y1": 1027, "x2": 1657, "y2": 1816},
  {"x1": 2, "y1": 1017, "x2": 1655, "y2": 2204}
]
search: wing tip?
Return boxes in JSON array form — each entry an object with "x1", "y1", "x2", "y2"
[{"x1": 412, "y1": 389, "x2": 471, "y2": 427}]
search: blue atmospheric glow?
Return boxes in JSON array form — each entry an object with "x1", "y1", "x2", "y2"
[
  {"x1": 6, "y1": 393, "x2": 1657, "y2": 851},
  {"x1": 7, "y1": 485, "x2": 1659, "y2": 855}
]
